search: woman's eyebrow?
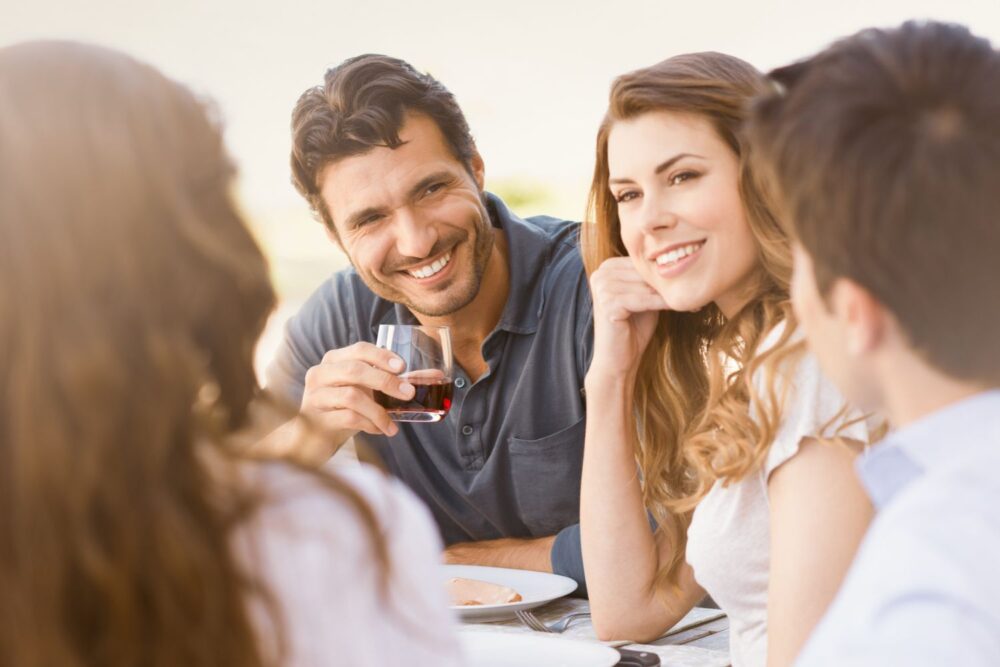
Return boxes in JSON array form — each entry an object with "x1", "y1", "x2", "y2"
[{"x1": 609, "y1": 152, "x2": 706, "y2": 185}]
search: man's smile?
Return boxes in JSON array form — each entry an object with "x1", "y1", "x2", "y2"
[{"x1": 405, "y1": 250, "x2": 452, "y2": 279}]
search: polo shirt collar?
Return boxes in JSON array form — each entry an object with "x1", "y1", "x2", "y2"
[
  {"x1": 488, "y1": 193, "x2": 547, "y2": 335},
  {"x1": 856, "y1": 389, "x2": 1000, "y2": 509}
]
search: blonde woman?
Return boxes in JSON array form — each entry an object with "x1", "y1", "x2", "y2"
[
  {"x1": 0, "y1": 41, "x2": 460, "y2": 666},
  {"x1": 579, "y1": 53, "x2": 877, "y2": 666}
]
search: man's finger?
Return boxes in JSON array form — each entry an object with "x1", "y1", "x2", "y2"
[
  {"x1": 307, "y1": 359, "x2": 415, "y2": 400},
  {"x1": 321, "y1": 341, "x2": 405, "y2": 374},
  {"x1": 308, "y1": 386, "x2": 399, "y2": 437},
  {"x1": 314, "y1": 407, "x2": 397, "y2": 438}
]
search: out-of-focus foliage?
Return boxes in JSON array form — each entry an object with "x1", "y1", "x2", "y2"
[{"x1": 487, "y1": 178, "x2": 553, "y2": 217}]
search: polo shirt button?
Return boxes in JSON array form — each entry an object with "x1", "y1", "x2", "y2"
[
  {"x1": 461, "y1": 425, "x2": 474, "y2": 436},
  {"x1": 455, "y1": 377, "x2": 466, "y2": 388}
]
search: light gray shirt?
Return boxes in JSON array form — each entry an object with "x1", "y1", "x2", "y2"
[{"x1": 797, "y1": 390, "x2": 1000, "y2": 665}]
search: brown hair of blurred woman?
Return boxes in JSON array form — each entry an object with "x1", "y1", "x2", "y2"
[{"x1": 0, "y1": 41, "x2": 385, "y2": 666}]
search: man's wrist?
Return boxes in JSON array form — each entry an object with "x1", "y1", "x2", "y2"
[
  {"x1": 443, "y1": 536, "x2": 555, "y2": 572},
  {"x1": 256, "y1": 416, "x2": 349, "y2": 465}
]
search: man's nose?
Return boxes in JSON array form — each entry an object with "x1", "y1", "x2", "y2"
[{"x1": 394, "y1": 207, "x2": 437, "y2": 259}]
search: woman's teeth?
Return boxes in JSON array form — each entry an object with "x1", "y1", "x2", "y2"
[
  {"x1": 655, "y1": 241, "x2": 704, "y2": 267},
  {"x1": 408, "y1": 252, "x2": 451, "y2": 279}
]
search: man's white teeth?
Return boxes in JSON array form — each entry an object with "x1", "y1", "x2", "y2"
[
  {"x1": 408, "y1": 252, "x2": 451, "y2": 279},
  {"x1": 655, "y1": 242, "x2": 704, "y2": 267}
]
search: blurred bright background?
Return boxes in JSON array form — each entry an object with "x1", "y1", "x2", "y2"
[{"x1": 5, "y1": 0, "x2": 999, "y2": 370}]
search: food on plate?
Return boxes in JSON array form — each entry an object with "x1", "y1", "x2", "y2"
[{"x1": 447, "y1": 577, "x2": 523, "y2": 606}]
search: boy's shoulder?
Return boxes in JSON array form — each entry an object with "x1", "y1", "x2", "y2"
[{"x1": 866, "y1": 447, "x2": 1000, "y2": 596}]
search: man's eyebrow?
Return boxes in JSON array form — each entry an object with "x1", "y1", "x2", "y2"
[
  {"x1": 407, "y1": 170, "x2": 455, "y2": 199},
  {"x1": 608, "y1": 152, "x2": 706, "y2": 185},
  {"x1": 341, "y1": 170, "x2": 458, "y2": 228},
  {"x1": 344, "y1": 205, "x2": 387, "y2": 229}
]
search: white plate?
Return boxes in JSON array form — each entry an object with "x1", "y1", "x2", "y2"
[
  {"x1": 459, "y1": 630, "x2": 619, "y2": 667},
  {"x1": 446, "y1": 564, "x2": 578, "y2": 622}
]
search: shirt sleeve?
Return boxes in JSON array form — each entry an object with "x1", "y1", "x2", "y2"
[
  {"x1": 759, "y1": 345, "x2": 871, "y2": 479},
  {"x1": 264, "y1": 274, "x2": 361, "y2": 406},
  {"x1": 575, "y1": 268, "x2": 595, "y2": 382},
  {"x1": 551, "y1": 523, "x2": 587, "y2": 597}
]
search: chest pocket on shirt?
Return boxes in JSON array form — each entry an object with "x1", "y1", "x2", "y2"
[{"x1": 508, "y1": 417, "x2": 585, "y2": 537}]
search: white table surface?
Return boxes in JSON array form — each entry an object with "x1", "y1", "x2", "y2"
[{"x1": 460, "y1": 598, "x2": 731, "y2": 666}]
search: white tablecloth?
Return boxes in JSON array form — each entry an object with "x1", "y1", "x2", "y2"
[{"x1": 460, "y1": 599, "x2": 730, "y2": 666}]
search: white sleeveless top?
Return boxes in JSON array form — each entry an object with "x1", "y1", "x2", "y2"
[{"x1": 685, "y1": 326, "x2": 875, "y2": 667}]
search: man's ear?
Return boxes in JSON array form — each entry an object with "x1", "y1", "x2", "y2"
[
  {"x1": 470, "y1": 151, "x2": 486, "y2": 191},
  {"x1": 829, "y1": 278, "x2": 887, "y2": 356}
]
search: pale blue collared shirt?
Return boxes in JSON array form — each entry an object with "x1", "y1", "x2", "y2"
[{"x1": 797, "y1": 390, "x2": 1000, "y2": 665}]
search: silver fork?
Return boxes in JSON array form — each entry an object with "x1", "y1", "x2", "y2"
[
  {"x1": 514, "y1": 609, "x2": 591, "y2": 633},
  {"x1": 516, "y1": 609, "x2": 635, "y2": 650}
]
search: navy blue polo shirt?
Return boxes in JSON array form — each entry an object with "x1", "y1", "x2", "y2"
[{"x1": 267, "y1": 194, "x2": 592, "y2": 589}]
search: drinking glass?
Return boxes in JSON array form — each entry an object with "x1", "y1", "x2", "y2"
[{"x1": 374, "y1": 324, "x2": 454, "y2": 422}]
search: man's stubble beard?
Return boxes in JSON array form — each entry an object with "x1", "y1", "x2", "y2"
[
  {"x1": 406, "y1": 202, "x2": 496, "y2": 318},
  {"x1": 355, "y1": 196, "x2": 497, "y2": 318}
]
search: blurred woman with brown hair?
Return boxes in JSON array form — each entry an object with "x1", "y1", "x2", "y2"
[
  {"x1": 579, "y1": 53, "x2": 879, "y2": 665},
  {"x1": 0, "y1": 40, "x2": 460, "y2": 667}
]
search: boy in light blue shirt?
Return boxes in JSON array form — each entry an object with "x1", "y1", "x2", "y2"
[{"x1": 748, "y1": 20, "x2": 1000, "y2": 665}]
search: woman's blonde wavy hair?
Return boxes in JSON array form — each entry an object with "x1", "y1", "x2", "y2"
[
  {"x1": 582, "y1": 52, "x2": 806, "y2": 589},
  {"x1": 0, "y1": 41, "x2": 390, "y2": 667}
]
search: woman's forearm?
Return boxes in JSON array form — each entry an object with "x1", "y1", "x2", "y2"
[{"x1": 579, "y1": 371, "x2": 688, "y2": 641}]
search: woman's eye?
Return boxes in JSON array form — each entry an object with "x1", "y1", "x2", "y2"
[
  {"x1": 614, "y1": 190, "x2": 639, "y2": 204},
  {"x1": 670, "y1": 171, "x2": 698, "y2": 186}
]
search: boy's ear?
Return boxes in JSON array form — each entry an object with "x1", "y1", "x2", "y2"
[{"x1": 829, "y1": 278, "x2": 887, "y2": 356}]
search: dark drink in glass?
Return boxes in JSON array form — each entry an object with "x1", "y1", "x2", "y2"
[
  {"x1": 374, "y1": 377, "x2": 453, "y2": 422},
  {"x1": 375, "y1": 324, "x2": 453, "y2": 423}
]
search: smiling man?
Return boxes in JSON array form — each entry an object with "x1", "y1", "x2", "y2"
[{"x1": 266, "y1": 55, "x2": 593, "y2": 581}]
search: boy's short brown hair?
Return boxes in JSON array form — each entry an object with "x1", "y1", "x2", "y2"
[{"x1": 749, "y1": 21, "x2": 1000, "y2": 383}]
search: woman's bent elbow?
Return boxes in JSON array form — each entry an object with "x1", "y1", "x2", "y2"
[{"x1": 591, "y1": 614, "x2": 664, "y2": 644}]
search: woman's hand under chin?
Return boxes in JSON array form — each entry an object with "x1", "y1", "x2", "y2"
[{"x1": 586, "y1": 256, "x2": 669, "y2": 383}]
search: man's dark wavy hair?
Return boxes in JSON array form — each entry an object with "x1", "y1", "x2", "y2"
[{"x1": 290, "y1": 54, "x2": 477, "y2": 235}]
